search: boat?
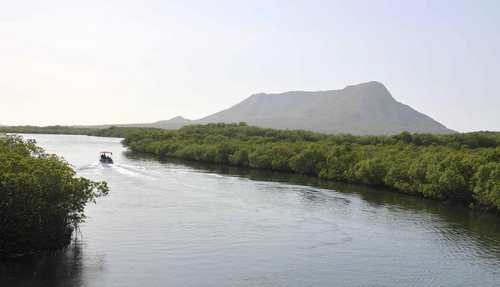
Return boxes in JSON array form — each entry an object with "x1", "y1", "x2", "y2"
[{"x1": 99, "y1": 151, "x2": 114, "y2": 164}]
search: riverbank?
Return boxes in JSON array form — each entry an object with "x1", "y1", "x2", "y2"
[
  {"x1": 122, "y1": 123, "x2": 500, "y2": 211},
  {"x1": 4, "y1": 124, "x2": 500, "y2": 210}
]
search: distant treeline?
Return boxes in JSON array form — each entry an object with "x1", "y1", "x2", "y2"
[
  {"x1": 120, "y1": 123, "x2": 500, "y2": 211},
  {"x1": 0, "y1": 136, "x2": 108, "y2": 257},
  {"x1": 2, "y1": 124, "x2": 500, "y2": 149},
  {"x1": 0, "y1": 125, "x2": 159, "y2": 138},
  {"x1": 0, "y1": 125, "x2": 98, "y2": 135}
]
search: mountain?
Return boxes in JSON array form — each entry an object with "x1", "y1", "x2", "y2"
[
  {"x1": 81, "y1": 81, "x2": 453, "y2": 135},
  {"x1": 147, "y1": 116, "x2": 193, "y2": 129},
  {"x1": 197, "y1": 81, "x2": 453, "y2": 135}
]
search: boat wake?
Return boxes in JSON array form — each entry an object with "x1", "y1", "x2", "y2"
[
  {"x1": 76, "y1": 162, "x2": 158, "y2": 180},
  {"x1": 112, "y1": 163, "x2": 158, "y2": 180},
  {"x1": 76, "y1": 163, "x2": 101, "y2": 171}
]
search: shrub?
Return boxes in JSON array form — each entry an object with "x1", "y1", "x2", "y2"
[{"x1": 0, "y1": 136, "x2": 108, "y2": 257}]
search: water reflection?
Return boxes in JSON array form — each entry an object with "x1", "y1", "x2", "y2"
[
  {"x1": 0, "y1": 240, "x2": 87, "y2": 287},
  {"x1": 2, "y1": 139, "x2": 500, "y2": 287},
  {"x1": 127, "y1": 153, "x2": 500, "y2": 268}
]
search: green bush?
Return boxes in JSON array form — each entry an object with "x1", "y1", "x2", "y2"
[
  {"x1": 0, "y1": 136, "x2": 108, "y2": 257},
  {"x1": 473, "y1": 163, "x2": 500, "y2": 209},
  {"x1": 289, "y1": 147, "x2": 325, "y2": 175}
]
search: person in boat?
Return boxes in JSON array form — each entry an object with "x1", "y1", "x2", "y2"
[{"x1": 100, "y1": 152, "x2": 113, "y2": 163}]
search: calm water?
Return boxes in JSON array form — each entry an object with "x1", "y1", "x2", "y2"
[{"x1": 2, "y1": 134, "x2": 500, "y2": 287}]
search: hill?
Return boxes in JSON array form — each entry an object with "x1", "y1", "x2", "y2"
[
  {"x1": 8, "y1": 81, "x2": 453, "y2": 135},
  {"x1": 73, "y1": 116, "x2": 192, "y2": 130},
  {"x1": 197, "y1": 81, "x2": 453, "y2": 135}
]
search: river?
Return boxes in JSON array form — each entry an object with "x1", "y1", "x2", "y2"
[{"x1": 1, "y1": 134, "x2": 500, "y2": 287}]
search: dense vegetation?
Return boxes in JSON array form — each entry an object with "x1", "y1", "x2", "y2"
[
  {"x1": 3, "y1": 124, "x2": 500, "y2": 210},
  {"x1": 0, "y1": 136, "x2": 108, "y2": 257},
  {"x1": 122, "y1": 123, "x2": 500, "y2": 210},
  {"x1": 2, "y1": 124, "x2": 500, "y2": 149}
]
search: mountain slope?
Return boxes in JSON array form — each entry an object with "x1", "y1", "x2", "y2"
[
  {"x1": 134, "y1": 116, "x2": 192, "y2": 129},
  {"x1": 198, "y1": 81, "x2": 453, "y2": 135},
  {"x1": 76, "y1": 81, "x2": 453, "y2": 135}
]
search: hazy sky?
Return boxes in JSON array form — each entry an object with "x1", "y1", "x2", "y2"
[{"x1": 1, "y1": 0, "x2": 499, "y2": 131}]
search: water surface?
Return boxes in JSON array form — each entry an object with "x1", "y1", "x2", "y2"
[{"x1": 1, "y1": 134, "x2": 500, "y2": 287}]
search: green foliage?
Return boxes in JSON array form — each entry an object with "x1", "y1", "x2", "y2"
[
  {"x1": 3, "y1": 123, "x2": 500, "y2": 210},
  {"x1": 473, "y1": 163, "x2": 500, "y2": 209},
  {"x1": 353, "y1": 158, "x2": 387, "y2": 186},
  {"x1": 2, "y1": 124, "x2": 500, "y2": 149},
  {"x1": 248, "y1": 146, "x2": 273, "y2": 169},
  {"x1": 319, "y1": 144, "x2": 356, "y2": 181},
  {"x1": 0, "y1": 136, "x2": 108, "y2": 257},
  {"x1": 120, "y1": 123, "x2": 500, "y2": 211},
  {"x1": 229, "y1": 148, "x2": 249, "y2": 166},
  {"x1": 289, "y1": 146, "x2": 325, "y2": 175},
  {"x1": 269, "y1": 144, "x2": 294, "y2": 171}
]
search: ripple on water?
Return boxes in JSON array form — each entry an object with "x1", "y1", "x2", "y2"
[{"x1": 3, "y1": 133, "x2": 500, "y2": 287}]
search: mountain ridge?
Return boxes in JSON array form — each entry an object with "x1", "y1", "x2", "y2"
[
  {"x1": 194, "y1": 81, "x2": 453, "y2": 135},
  {"x1": 76, "y1": 81, "x2": 454, "y2": 135}
]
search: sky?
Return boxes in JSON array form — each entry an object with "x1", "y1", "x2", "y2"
[{"x1": 0, "y1": 0, "x2": 499, "y2": 132}]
